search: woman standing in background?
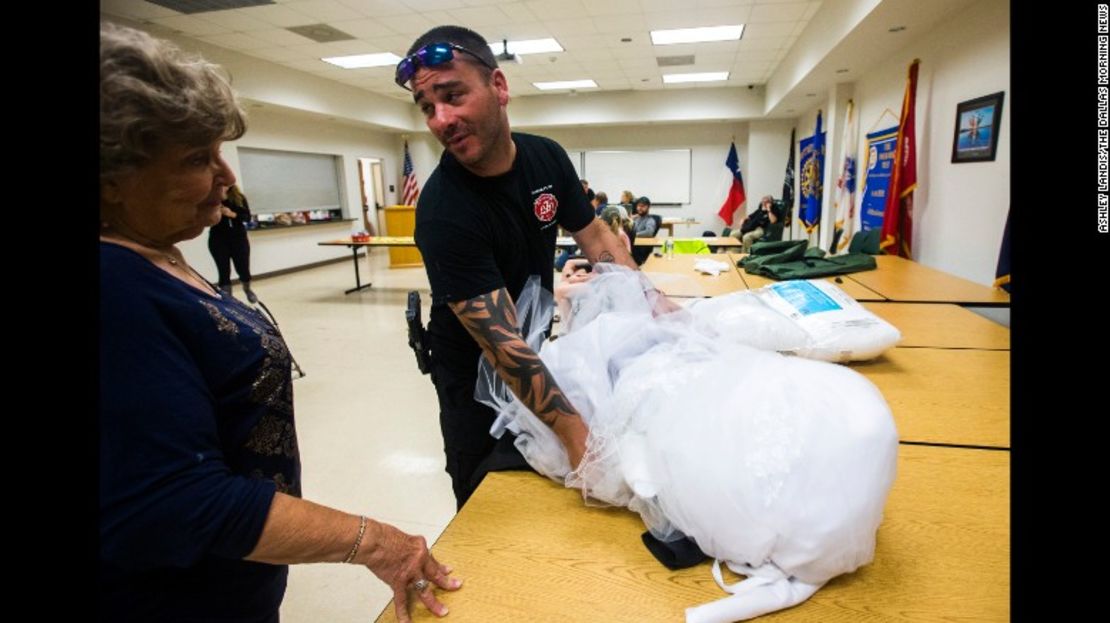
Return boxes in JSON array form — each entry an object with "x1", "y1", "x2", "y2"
[{"x1": 208, "y1": 183, "x2": 257, "y2": 302}]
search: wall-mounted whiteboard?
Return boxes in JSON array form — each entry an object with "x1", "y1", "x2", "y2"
[
  {"x1": 238, "y1": 147, "x2": 342, "y2": 214},
  {"x1": 583, "y1": 149, "x2": 691, "y2": 204}
]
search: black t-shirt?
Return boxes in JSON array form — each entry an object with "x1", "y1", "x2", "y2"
[{"x1": 415, "y1": 132, "x2": 594, "y2": 378}]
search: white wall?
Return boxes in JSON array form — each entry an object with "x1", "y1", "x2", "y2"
[
  {"x1": 509, "y1": 87, "x2": 766, "y2": 129},
  {"x1": 853, "y1": 0, "x2": 1010, "y2": 285},
  {"x1": 180, "y1": 106, "x2": 404, "y2": 280}
]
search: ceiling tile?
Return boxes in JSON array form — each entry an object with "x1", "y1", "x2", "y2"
[
  {"x1": 398, "y1": 0, "x2": 467, "y2": 10},
  {"x1": 200, "y1": 10, "x2": 275, "y2": 32},
  {"x1": 285, "y1": 0, "x2": 364, "y2": 21},
  {"x1": 101, "y1": 0, "x2": 180, "y2": 19},
  {"x1": 593, "y1": 14, "x2": 647, "y2": 35},
  {"x1": 334, "y1": 0, "x2": 415, "y2": 17},
  {"x1": 249, "y1": 27, "x2": 320, "y2": 46},
  {"x1": 152, "y1": 14, "x2": 233, "y2": 36},
  {"x1": 525, "y1": 0, "x2": 588, "y2": 21},
  {"x1": 376, "y1": 13, "x2": 437, "y2": 36},
  {"x1": 197, "y1": 32, "x2": 278, "y2": 51},
  {"x1": 446, "y1": 5, "x2": 512, "y2": 27},
  {"x1": 499, "y1": 3, "x2": 539, "y2": 22},
  {"x1": 639, "y1": 0, "x2": 691, "y2": 13},
  {"x1": 331, "y1": 17, "x2": 398, "y2": 38},
  {"x1": 749, "y1": 1, "x2": 809, "y2": 22},
  {"x1": 236, "y1": 4, "x2": 314, "y2": 28},
  {"x1": 738, "y1": 37, "x2": 784, "y2": 51},
  {"x1": 582, "y1": 0, "x2": 641, "y2": 17},
  {"x1": 249, "y1": 46, "x2": 310, "y2": 62},
  {"x1": 743, "y1": 20, "x2": 795, "y2": 38}
]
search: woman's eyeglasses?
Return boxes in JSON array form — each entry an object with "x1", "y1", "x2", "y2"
[{"x1": 394, "y1": 42, "x2": 496, "y2": 90}]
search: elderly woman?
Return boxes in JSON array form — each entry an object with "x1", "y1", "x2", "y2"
[{"x1": 99, "y1": 22, "x2": 458, "y2": 623}]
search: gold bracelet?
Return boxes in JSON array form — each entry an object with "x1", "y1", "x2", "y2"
[{"x1": 343, "y1": 515, "x2": 368, "y2": 564}]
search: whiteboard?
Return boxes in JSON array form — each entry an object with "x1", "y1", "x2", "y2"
[
  {"x1": 238, "y1": 147, "x2": 342, "y2": 214},
  {"x1": 583, "y1": 149, "x2": 691, "y2": 204}
]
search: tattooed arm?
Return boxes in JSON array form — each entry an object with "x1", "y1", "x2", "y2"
[
  {"x1": 449, "y1": 288, "x2": 589, "y2": 468},
  {"x1": 571, "y1": 217, "x2": 638, "y2": 269}
]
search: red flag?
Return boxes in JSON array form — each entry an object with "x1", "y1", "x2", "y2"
[
  {"x1": 880, "y1": 59, "x2": 919, "y2": 258},
  {"x1": 717, "y1": 142, "x2": 747, "y2": 225}
]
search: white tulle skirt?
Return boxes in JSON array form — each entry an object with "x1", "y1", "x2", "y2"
[{"x1": 477, "y1": 265, "x2": 899, "y2": 622}]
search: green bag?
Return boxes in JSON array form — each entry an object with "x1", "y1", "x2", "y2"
[{"x1": 740, "y1": 239, "x2": 877, "y2": 280}]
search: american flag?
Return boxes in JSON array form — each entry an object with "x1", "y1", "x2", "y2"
[{"x1": 401, "y1": 141, "x2": 420, "y2": 206}]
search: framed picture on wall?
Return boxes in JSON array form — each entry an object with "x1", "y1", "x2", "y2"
[{"x1": 951, "y1": 91, "x2": 1004, "y2": 163}]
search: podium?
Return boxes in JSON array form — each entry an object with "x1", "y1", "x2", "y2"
[{"x1": 383, "y1": 205, "x2": 423, "y2": 268}]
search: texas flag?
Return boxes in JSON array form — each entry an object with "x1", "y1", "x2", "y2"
[{"x1": 717, "y1": 142, "x2": 747, "y2": 225}]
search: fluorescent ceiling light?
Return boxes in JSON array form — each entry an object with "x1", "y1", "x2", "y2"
[
  {"x1": 651, "y1": 25, "x2": 744, "y2": 45},
  {"x1": 489, "y1": 38, "x2": 564, "y2": 55},
  {"x1": 321, "y1": 53, "x2": 402, "y2": 69},
  {"x1": 663, "y1": 72, "x2": 730, "y2": 84},
  {"x1": 533, "y1": 79, "x2": 598, "y2": 90}
]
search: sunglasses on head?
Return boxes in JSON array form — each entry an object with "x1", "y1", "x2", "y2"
[{"x1": 394, "y1": 42, "x2": 496, "y2": 90}]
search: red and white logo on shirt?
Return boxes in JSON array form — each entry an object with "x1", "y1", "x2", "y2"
[{"x1": 533, "y1": 193, "x2": 558, "y2": 222}]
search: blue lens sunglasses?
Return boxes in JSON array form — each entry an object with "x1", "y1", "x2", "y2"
[{"x1": 394, "y1": 42, "x2": 497, "y2": 91}]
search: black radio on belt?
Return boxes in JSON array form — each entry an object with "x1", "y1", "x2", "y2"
[{"x1": 406, "y1": 291, "x2": 431, "y2": 375}]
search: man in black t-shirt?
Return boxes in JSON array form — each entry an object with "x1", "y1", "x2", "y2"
[{"x1": 397, "y1": 26, "x2": 676, "y2": 507}]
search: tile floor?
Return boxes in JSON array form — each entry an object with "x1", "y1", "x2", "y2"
[{"x1": 243, "y1": 249, "x2": 456, "y2": 621}]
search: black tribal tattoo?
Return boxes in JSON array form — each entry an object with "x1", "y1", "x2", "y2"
[{"x1": 449, "y1": 289, "x2": 578, "y2": 428}]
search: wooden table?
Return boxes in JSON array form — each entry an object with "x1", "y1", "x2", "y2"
[
  {"x1": 318, "y1": 237, "x2": 417, "y2": 294},
  {"x1": 862, "y1": 302, "x2": 1010, "y2": 350},
  {"x1": 727, "y1": 253, "x2": 887, "y2": 301},
  {"x1": 850, "y1": 347, "x2": 1010, "y2": 449},
  {"x1": 375, "y1": 444, "x2": 1009, "y2": 622},
  {"x1": 846, "y1": 255, "x2": 1010, "y2": 306},
  {"x1": 660, "y1": 217, "x2": 701, "y2": 236},
  {"x1": 641, "y1": 254, "x2": 747, "y2": 297}
]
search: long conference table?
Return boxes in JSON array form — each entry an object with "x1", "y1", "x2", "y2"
[{"x1": 374, "y1": 252, "x2": 1011, "y2": 621}]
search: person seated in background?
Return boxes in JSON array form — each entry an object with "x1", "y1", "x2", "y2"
[
  {"x1": 599, "y1": 205, "x2": 632, "y2": 251},
  {"x1": 631, "y1": 196, "x2": 660, "y2": 238},
  {"x1": 619, "y1": 190, "x2": 636, "y2": 215},
  {"x1": 592, "y1": 191, "x2": 609, "y2": 217},
  {"x1": 738, "y1": 195, "x2": 781, "y2": 252}
]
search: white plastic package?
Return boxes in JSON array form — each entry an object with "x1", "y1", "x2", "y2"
[{"x1": 686, "y1": 279, "x2": 902, "y2": 362}]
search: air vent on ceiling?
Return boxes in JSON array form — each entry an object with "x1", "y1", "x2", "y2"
[
  {"x1": 656, "y1": 55, "x2": 695, "y2": 67},
  {"x1": 144, "y1": 0, "x2": 273, "y2": 14},
  {"x1": 287, "y1": 23, "x2": 356, "y2": 43}
]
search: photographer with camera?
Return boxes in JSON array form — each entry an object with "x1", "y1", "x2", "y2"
[{"x1": 738, "y1": 195, "x2": 782, "y2": 253}]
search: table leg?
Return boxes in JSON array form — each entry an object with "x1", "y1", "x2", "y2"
[{"x1": 345, "y1": 245, "x2": 373, "y2": 294}]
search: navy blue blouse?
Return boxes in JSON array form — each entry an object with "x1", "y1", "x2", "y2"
[{"x1": 99, "y1": 242, "x2": 301, "y2": 622}]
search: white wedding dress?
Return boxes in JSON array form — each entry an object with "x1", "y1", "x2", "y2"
[{"x1": 477, "y1": 265, "x2": 899, "y2": 622}]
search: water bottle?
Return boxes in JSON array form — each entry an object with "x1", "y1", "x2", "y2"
[{"x1": 664, "y1": 238, "x2": 674, "y2": 260}]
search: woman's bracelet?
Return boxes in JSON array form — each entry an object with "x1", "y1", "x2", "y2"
[{"x1": 343, "y1": 515, "x2": 369, "y2": 563}]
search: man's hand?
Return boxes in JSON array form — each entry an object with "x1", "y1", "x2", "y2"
[
  {"x1": 553, "y1": 414, "x2": 589, "y2": 468},
  {"x1": 645, "y1": 288, "x2": 683, "y2": 317}
]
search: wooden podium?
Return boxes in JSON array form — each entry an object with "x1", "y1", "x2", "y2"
[{"x1": 383, "y1": 205, "x2": 423, "y2": 268}]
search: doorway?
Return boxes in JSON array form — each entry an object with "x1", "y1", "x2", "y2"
[{"x1": 357, "y1": 157, "x2": 385, "y2": 234}]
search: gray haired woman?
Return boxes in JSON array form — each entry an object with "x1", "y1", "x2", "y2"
[{"x1": 99, "y1": 22, "x2": 459, "y2": 623}]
